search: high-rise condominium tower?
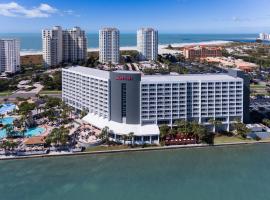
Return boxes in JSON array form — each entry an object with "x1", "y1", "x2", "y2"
[
  {"x1": 63, "y1": 27, "x2": 87, "y2": 63},
  {"x1": 99, "y1": 28, "x2": 120, "y2": 64},
  {"x1": 42, "y1": 26, "x2": 87, "y2": 68},
  {"x1": 0, "y1": 39, "x2": 20, "y2": 73},
  {"x1": 137, "y1": 28, "x2": 158, "y2": 61},
  {"x1": 42, "y1": 26, "x2": 63, "y2": 68}
]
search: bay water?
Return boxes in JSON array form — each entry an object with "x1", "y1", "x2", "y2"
[{"x1": 0, "y1": 144, "x2": 270, "y2": 200}]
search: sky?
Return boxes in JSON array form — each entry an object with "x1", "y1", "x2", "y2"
[{"x1": 0, "y1": 0, "x2": 269, "y2": 33}]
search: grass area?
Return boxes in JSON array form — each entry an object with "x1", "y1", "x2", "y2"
[
  {"x1": 214, "y1": 135, "x2": 270, "y2": 145},
  {"x1": 85, "y1": 145, "x2": 130, "y2": 152},
  {"x1": 250, "y1": 84, "x2": 266, "y2": 89},
  {"x1": 39, "y1": 90, "x2": 62, "y2": 95},
  {"x1": 214, "y1": 135, "x2": 254, "y2": 145},
  {"x1": 0, "y1": 91, "x2": 12, "y2": 97}
]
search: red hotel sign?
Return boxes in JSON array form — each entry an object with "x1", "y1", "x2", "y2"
[{"x1": 115, "y1": 76, "x2": 133, "y2": 81}]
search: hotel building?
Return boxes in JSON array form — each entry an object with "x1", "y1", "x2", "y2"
[
  {"x1": 42, "y1": 26, "x2": 87, "y2": 68},
  {"x1": 0, "y1": 39, "x2": 20, "y2": 73},
  {"x1": 99, "y1": 28, "x2": 120, "y2": 64},
  {"x1": 137, "y1": 28, "x2": 158, "y2": 61},
  {"x1": 183, "y1": 46, "x2": 223, "y2": 60},
  {"x1": 62, "y1": 66, "x2": 249, "y2": 144}
]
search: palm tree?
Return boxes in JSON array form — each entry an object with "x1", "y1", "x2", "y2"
[
  {"x1": 209, "y1": 118, "x2": 222, "y2": 133},
  {"x1": 159, "y1": 124, "x2": 170, "y2": 140},
  {"x1": 128, "y1": 132, "x2": 135, "y2": 145},
  {"x1": 175, "y1": 120, "x2": 187, "y2": 134},
  {"x1": 3, "y1": 124, "x2": 14, "y2": 138},
  {"x1": 263, "y1": 119, "x2": 270, "y2": 127},
  {"x1": 80, "y1": 109, "x2": 88, "y2": 118},
  {"x1": 99, "y1": 126, "x2": 110, "y2": 144},
  {"x1": 122, "y1": 135, "x2": 128, "y2": 145},
  {"x1": 193, "y1": 124, "x2": 207, "y2": 142},
  {"x1": 233, "y1": 120, "x2": 250, "y2": 138}
]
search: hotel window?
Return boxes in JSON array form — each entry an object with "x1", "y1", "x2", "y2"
[{"x1": 121, "y1": 83, "x2": 127, "y2": 118}]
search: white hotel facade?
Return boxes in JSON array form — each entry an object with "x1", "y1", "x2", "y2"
[{"x1": 62, "y1": 66, "x2": 249, "y2": 144}]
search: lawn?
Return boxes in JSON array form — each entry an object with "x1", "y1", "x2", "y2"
[
  {"x1": 0, "y1": 91, "x2": 12, "y2": 97},
  {"x1": 85, "y1": 145, "x2": 130, "y2": 152},
  {"x1": 250, "y1": 84, "x2": 266, "y2": 89},
  {"x1": 39, "y1": 90, "x2": 62, "y2": 95},
  {"x1": 214, "y1": 135, "x2": 254, "y2": 145}
]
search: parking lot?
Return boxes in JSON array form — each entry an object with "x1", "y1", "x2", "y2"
[{"x1": 250, "y1": 97, "x2": 270, "y2": 111}]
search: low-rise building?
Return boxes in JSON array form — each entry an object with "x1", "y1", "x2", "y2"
[{"x1": 183, "y1": 46, "x2": 222, "y2": 59}]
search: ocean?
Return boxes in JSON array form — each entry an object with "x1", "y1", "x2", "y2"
[
  {"x1": 0, "y1": 33, "x2": 257, "y2": 54},
  {"x1": 0, "y1": 144, "x2": 270, "y2": 200}
]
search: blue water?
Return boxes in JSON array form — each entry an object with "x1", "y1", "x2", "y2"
[
  {"x1": 24, "y1": 127, "x2": 45, "y2": 137},
  {"x1": 0, "y1": 33, "x2": 258, "y2": 52},
  {"x1": 0, "y1": 117, "x2": 45, "y2": 138},
  {"x1": 0, "y1": 103, "x2": 16, "y2": 115},
  {"x1": 1, "y1": 144, "x2": 270, "y2": 200},
  {"x1": 0, "y1": 116, "x2": 14, "y2": 125}
]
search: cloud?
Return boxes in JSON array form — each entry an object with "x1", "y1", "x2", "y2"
[
  {"x1": 232, "y1": 16, "x2": 251, "y2": 22},
  {"x1": 0, "y1": 2, "x2": 58, "y2": 18},
  {"x1": 63, "y1": 9, "x2": 80, "y2": 17}
]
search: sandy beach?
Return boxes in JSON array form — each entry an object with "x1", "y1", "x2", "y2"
[{"x1": 20, "y1": 40, "x2": 232, "y2": 56}]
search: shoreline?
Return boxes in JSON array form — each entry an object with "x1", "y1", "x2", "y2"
[
  {"x1": 1, "y1": 140, "x2": 270, "y2": 161},
  {"x1": 20, "y1": 40, "x2": 232, "y2": 56}
]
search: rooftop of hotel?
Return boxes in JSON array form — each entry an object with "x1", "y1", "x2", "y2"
[
  {"x1": 141, "y1": 73, "x2": 242, "y2": 82},
  {"x1": 64, "y1": 66, "x2": 243, "y2": 82},
  {"x1": 184, "y1": 45, "x2": 223, "y2": 50},
  {"x1": 63, "y1": 66, "x2": 111, "y2": 79}
]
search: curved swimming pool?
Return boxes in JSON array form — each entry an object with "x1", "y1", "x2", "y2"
[
  {"x1": 0, "y1": 103, "x2": 16, "y2": 115},
  {"x1": 0, "y1": 117, "x2": 46, "y2": 138}
]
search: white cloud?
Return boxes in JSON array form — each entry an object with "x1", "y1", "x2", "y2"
[
  {"x1": 63, "y1": 9, "x2": 80, "y2": 17},
  {"x1": 232, "y1": 16, "x2": 251, "y2": 22},
  {"x1": 0, "y1": 2, "x2": 58, "y2": 18}
]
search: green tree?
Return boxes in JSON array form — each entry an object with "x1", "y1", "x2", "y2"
[
  {"x1": 46, "y1": 126, "x2": 69, "y2": 146},
  {"x1": 128, "y1": 132, "x2": 135, "y2": 145},
  {"x1": 262, "y1": 119, "x2": 270, "y2": 127},
  {"x1": 233, "y1": 121, "x2": 250, "y2": 138},
  {"x1": 18, "y1": 102, "x2": 35, "y2": 115},
  {"x1": 159, "y1": 124, "x2": 170, "y2": 140},
  {"x1": 122, "y1": 135, "x2": 128, "y2": 145},
  {"x1": 0, "y1": 140, "x2": 18, "y2": 150},
  {"x1": 3, "y1": 124, "x2": 14, "y2": 138},
  {"x1": 99, "y1": 126, "x2": 110, "y2": 144},
  {"x1": 80, "y1": 109, "x2": 88, "y2": 118},
  {"x1": 209, "y1": 118, "x2": 222, "y2": 133},
  {"x1": 175, "y1": 120, "x2": 188, "y2": 135}
]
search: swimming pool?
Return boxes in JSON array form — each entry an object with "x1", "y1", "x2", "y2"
[
  {"x1": 0, "y1": 103, "x2": 16, "y2": 115},
  {"x1": 0, "y1": 117, "x2": 46, "y2": 138},
  {"x1": 0, "y1": 117, "x2": 14, "y2": 125},
  {"x1": 24, "y1": 127, "x2": 46, "y2": 137}
]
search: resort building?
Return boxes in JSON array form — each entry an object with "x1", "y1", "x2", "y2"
[
  {"x1": 183, "y1": 46, "x2": 223, "y2": 60},
  {"x1": 42, "y1": 26, "x2": 87, "y2": 68},
  {"x1": 0, "y1": 39, "x2": 20, "y2": 74},
  {"x1": 62, "y1": 66, "x2": 249, "y2": 144},
  {"x1": 137, "y1": 28, "x2": 158, "y2": 61},
  {"x1": 99, "y1": 28, "x2": 120, "y2": 64}
]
